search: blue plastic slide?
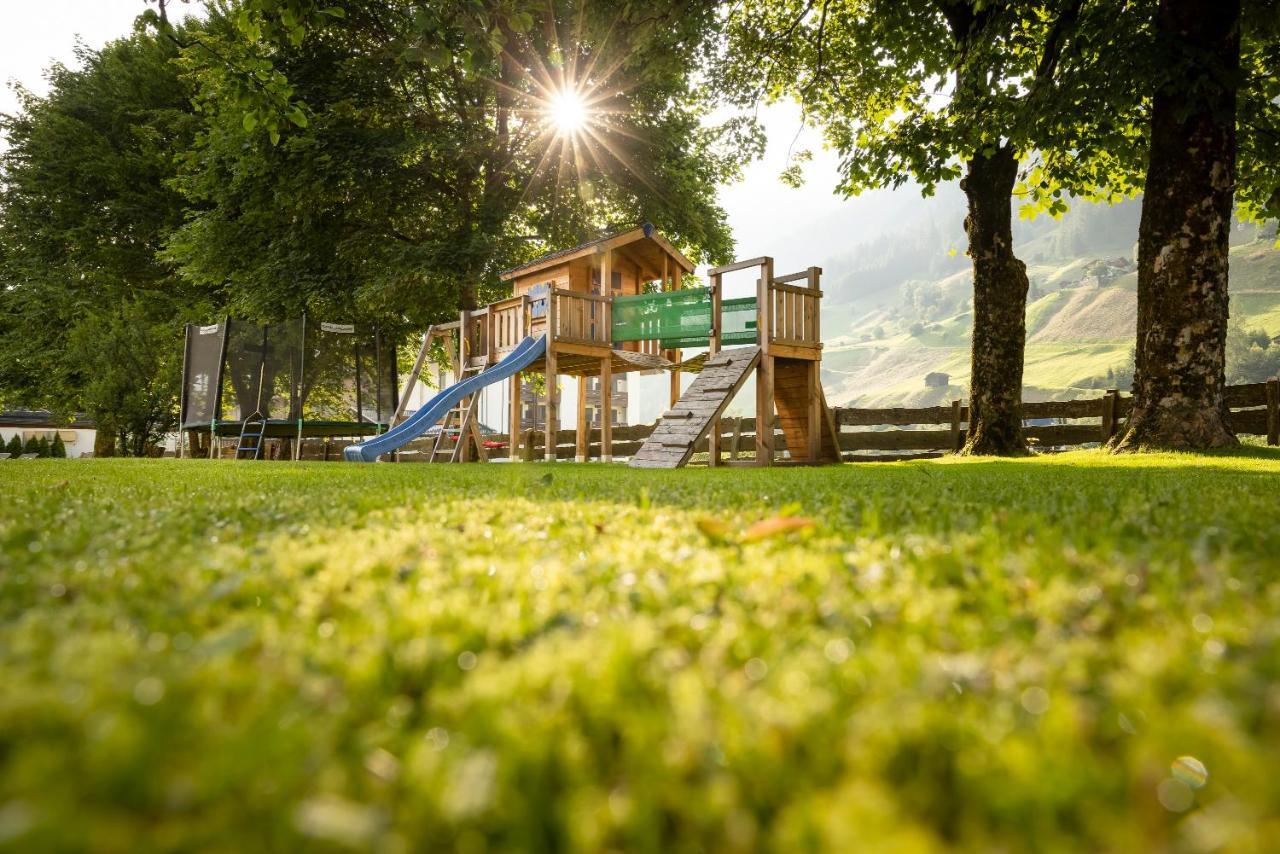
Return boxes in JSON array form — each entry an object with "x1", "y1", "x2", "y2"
[{"x1": 344, "y1": 334, "x2": 547, "y2": 462}]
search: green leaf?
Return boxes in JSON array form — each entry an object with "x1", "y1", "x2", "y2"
[
  {"x1": 509, "y1": 11, "x2": 534, "y2": 33},
  {"x1": 287, "y1": 108, "x2": 309, "y2": 129},
  {"x1": 242, "y1": 112, "x2": 258, "y2": 132}
]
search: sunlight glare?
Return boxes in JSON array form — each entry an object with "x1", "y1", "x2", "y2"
[{"x1": 549, "y1": 88, "x2": 588, "y2": 135}]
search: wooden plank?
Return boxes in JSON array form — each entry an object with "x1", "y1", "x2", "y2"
[
  {"x1": 1225, "y1": 382, "x2": 1269, "y2": 408},
  {"x1": 950, "y1": 399, "x2": 963, "y2": 452},
  {"x1": 1229, "y1": 407, "x2": 1271, "y2": 436},
  {"x1": 709, "y1": 256, "x2": 772, "y2": 276},
  {"x1": 769, "y1": 342, "x2": 822, "y2": 360}
]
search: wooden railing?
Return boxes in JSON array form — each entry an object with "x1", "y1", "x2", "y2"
[
  {"x1": 462, "y1": 308, "x2": 489, "y2": 370},
  {"x1": 551, "y1": 289, "x2": 611, "y2": 346},
  {"x1": 489, "y1": 295, "x2": 527, "y2": 356},
  {"x1": 769, "y1": 281, "x2": 822, "y2": 348}
]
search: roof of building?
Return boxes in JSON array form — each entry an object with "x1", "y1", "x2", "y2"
[
  {"x1": 499, "y1": 222, "x2": 696, "y2": 281},
  {"x1": 0, "y1": 410, "x2": 95, "y2": 429}
]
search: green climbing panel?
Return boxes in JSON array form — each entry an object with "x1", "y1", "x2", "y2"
[{"x1": 611, "y1": 288, "x2": 758, "y2": 348}]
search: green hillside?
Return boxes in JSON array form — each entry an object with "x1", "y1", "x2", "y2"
[{"x1": 822, "y1": 238, "x2": 1280, "y2": 408}]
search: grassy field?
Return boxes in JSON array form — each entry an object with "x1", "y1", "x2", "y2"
[{"x1": 3, "y1": 453, "x2": 1280, "y2": 851}]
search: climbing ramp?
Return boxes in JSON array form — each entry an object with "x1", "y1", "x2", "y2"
[{"x1": 629, "y1": 346, "x2": 761, "y2": 469}]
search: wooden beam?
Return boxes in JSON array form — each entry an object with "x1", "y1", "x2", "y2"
[
  {"x1": 709, "y1": 256, "x2": 772, "y2": 276},
  {"x1": 600, "y1": 356, "x2": 612, "y2": 462},
  {"x1": 576, "y1": 376, "x2": 589, "y2": 462},
  {"x1": 807, "y1": 360, "x2": 821, "y2": 462},
  {"x1": 708, "y1": 271, "x2": 723, "y2": 466},
  {"x1": 545, "y1": 300, "x2": 559, "y2": 463},
  {"x1": 392, "y1": 326, "x2": 433, "y2": 428},
  {"x1": 509, "y1": 371, "x2": 522, "y2": 462},
  {"x1": 755, "y1": 258, "x2": 775, "y2": 467}
]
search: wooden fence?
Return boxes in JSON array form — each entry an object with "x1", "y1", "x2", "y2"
[{"x1": 318, "y1": 378, "x2": 1280, "y2": 463}]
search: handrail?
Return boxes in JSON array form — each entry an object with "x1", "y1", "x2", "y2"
[
  {"x1": 773, "y1": 266, "x2": 822, "y2": 286},
  {"x1": 709, "y1": 256, "x2": 772, "y2": 276}
]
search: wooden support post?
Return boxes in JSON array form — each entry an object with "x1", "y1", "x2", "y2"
[
  {"x1": 670, "y1": 267, "x2": 683, "y2": 407},
  {"x1": 522, "y1": 428, "x2": 536, "y2": 462},
  {"x1": 576, "y1": 376, "x2": 589, "y2": 462},
  {"x1": 1267, "y1": 377, "x2": 1279, "y2": 446},
  {"x1": 509, "y1": 371, "x2": 522, "y2": 462},
  {"x1": 729, "y1": 418, "x2": 742, "y2": 460},
  {"x1": 950, "y1": 399, "x2": 963, "y2": 452},
  {"x1": 755, "y1": 258, "x2": 775, "y2": 467},
  {"x1": 708, "y1": 271, "x2": 723, "y2": 466},
  {"x1": 600, "y1": 356, "x2": 613, "y2": 462},
  {"x1": 601, "y1": 248, "x2": 612, "y2": 299},
  {"x1": 1101, "y1": 389, "x2": 1118, "y2": 443},
  {"x1": 545, "y1": 298, "x2": 558, "y2": 463},
  {"x1": 807, "y1": 360, "x2": 821, "y2": 462}
]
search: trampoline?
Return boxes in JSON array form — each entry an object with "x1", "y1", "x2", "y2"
[{"x1": 179, "y1": 317, "x2": 397, "y2": 459}]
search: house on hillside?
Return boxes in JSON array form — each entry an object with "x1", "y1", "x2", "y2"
[{"x1": 0, "y1": 411, "x2": 96, "y2": 457}]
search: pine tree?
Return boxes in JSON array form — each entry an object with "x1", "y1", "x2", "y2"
[
  {"x1": 23, "y1": 436, "x2": 40, "y2": 456},
  {"x1": 50, "y1": 433, "x2": 67, "y2": 458},
  {"x1": 36, "y1": 435, "x2": 50, "y2": 457},
  {"x1": 5, "y1": 434, "x2": 21, "y2": 456}
]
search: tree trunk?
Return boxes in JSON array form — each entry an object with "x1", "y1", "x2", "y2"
[
  {"x1": 959, "y1": 145, "x2": 1030, "y2": 456},
  {"x1": 1113, "y1": 0, "x2": 1240, "y2": 452}
]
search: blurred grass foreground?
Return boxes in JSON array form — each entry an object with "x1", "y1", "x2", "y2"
[{"x1": 2, "y1": 452, "x2": 1279, "y2": 851}]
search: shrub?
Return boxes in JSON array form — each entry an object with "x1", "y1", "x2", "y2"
[
  {"x1": 50, "y1": 433, "x2": 67, "y2": 458},
  {"x1": 5, "y1": 435, "x2": 21, "y2": 457},
  {"x1": 23, "y1": 436, "x2": 40, "y2": 456}
]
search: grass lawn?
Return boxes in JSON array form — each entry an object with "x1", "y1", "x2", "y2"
[{"x1": 3, "y1": 452, "x2": 1280, "y2": 851}]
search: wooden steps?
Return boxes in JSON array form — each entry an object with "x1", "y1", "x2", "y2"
[{"x1": 628, "y1": 346, "x2": 761, "y2": 468}]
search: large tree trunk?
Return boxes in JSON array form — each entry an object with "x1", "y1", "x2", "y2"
[
  {"x1": 1113, "y1": 0, "x2": 1240, "y2": 452},
  {"x1": 959, "y1": 145, "x2": 1030, "y2": 456}
]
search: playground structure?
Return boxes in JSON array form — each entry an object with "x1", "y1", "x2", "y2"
[
  {"x1": 344, "y1": 223, "x2": 840, "y2": 467},
  {"x1": 178, "y1": 317, "x2": 397, "y2": 460}
]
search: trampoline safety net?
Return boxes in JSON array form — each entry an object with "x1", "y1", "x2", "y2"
[
  {"x1": 180, "y1": 317, "x2": 397, "y2": 435},
  {"x1": 611, "y1": 288, "x2": 758, "y2": 349}
]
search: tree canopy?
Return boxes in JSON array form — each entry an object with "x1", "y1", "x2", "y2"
[{"x1": 0, "y1": 26, "x2": 202, "y2": 451}]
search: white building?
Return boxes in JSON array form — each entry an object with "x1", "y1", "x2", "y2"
[{"x1": 0, "y1": 411, "x2": 97, "y2": 457}]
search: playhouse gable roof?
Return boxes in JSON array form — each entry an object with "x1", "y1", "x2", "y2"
[{"x1": 499, "y1": 223, "x2": 695, "y2": 282}]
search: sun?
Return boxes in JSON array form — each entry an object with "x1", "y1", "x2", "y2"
[{"x1": 548, "y1": 88, "x2": 588, "y2": 135}]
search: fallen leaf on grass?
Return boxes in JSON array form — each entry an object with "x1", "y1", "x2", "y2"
[
  {"x1": 694, "y1": 516, "x2": 732, "y2": 543},
  {"x1": 743, "y1": 516, "x2": 816, "y2": 542}
]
